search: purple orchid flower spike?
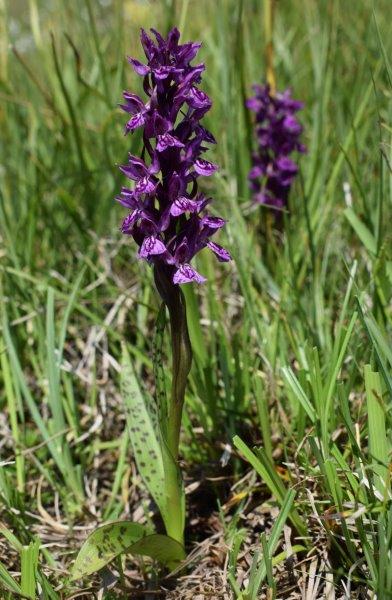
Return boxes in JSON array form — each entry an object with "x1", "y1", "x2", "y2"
[
  {"x1": 246, "y1": 84, "x2": 306, "y2": 212},
  {"x1": 115, "y1": 28, "x2": 231, "y2": 550},
  {"x1": 117, "y1": 27, "x2": 231, "y2": 285}
]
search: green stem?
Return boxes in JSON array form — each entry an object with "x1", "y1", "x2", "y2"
[
  {"x1": 264, "y1": 0, "x2": 276, "y2": 94},
  {"x1": 84, "y1": 0, "x2": 111, "y2": 104},
  {"x1": 161, "y1": 443, "x2": 185, "y2": 545},
  {"x1": 154, "y1": 267, "x2": 192, "y2": 459},
  {"x1": 153, "y1": 267, "x2": 192, "y2": 545}
]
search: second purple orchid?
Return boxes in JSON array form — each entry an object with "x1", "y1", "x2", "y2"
[
  {"x1": 247, "y1": 84, "x2": 306, "y2": 211},
  {"x1": 117, "y1": 27, "x2": 231, "y2": 284}
]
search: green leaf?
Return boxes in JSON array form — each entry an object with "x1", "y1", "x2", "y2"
[
  {"x1": 233, "y1": 436, "x2": 306, "y2": 536},
  {"x1": 357, "y1": 300, "x2": 392, "y2": 397},
  {"x1": 21, "y1": 539, "x2": 40, "y2": 599},
  {"x1": 71, "y1": 522, "x2": 185, "y2": 580},
  {"x1": 364, "y1": 365, "x2": 390, "y2": 495},
  {"x1": 2, "y1": 317, "x2": 63, "y2": 471},
  {"x1": 121, "y1": 344, "x2": 185, "y2": 541},
  {"x1": 182, "y1": 285, "x2": 207, "y2": 367},
  {"x1": 281, "y1": 366, "x2": 316, "y2": 422},
  {"x1": 0, "y1": 562, "x2": 22, "y2": 595},
  {"x1": 344, "y1": 207, "x2": 377, "y2": 255},
  {"x1": 129, "y1": 534, "x2": 186, "y2": 567},
  {"x1": 72, "y1": 521, "x2": 145, "y2": 580},
  {"x1": 121, "y1": 344, "x2": 166, "y2": 515},
  {"x1": 246, "y1": 490, "x2": 297, "y2": 598},
  {"x1": 46, "y1": 288, "x2": 82, "y2": 499}
]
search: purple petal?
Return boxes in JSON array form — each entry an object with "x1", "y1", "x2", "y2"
[
  {"x1": 194, "y1": 193, "x2": 210, "y2": 212},
  {"x1": 254, "y1": 192, "x2": 269, "y2": 205},
  {"x1": 149, "y1": 153, "x2": 161, "y2": 175},
  {"x1": 249, "y1": 165, "x2": 265, "y2": 179},
  {"x1": 187, "y1": 86, "x2": 211, "y2": 109},
  {"x1": 156, "y1": 133, "x2": 185, "y2": 152},
  {"x1": 119, "y1": 164, "x2": 138, "y2": 180},
  {"x1": 198, "y1": 126, "x2": 216, "y2": 144},
  {"x1": 127, "y1": 57, "x2": 150, "y2": 76},
  {"x1": 194, "y1": 159, "x2": 218, "y2": 176},
  {"x1": 128, "y1": 155, "x2": 149, "y2": 170},
  {"x1": 115, "y1": 187, "x2": 138, "y2": 208},
  {"x1": 144, "y1": 111, "x2": 172, "y2": 138},
  {"x1": 177, "y1": 42, "x2": 202, "y2": 64},
  {"x1": 276, "y1": 156, "x2": 298, "y2": 173},
  {"x1": 170, "y1": 197, "x2": 198, "y2": 216},
  {"x1": 121, "y1": 210, "x2": 140, "y2": 233},
  {"x1": 173, "y1": 240, "x2": 190, "y2": 263},
  {"x1": 167, "y1": 172, "x2": 182, "y2": 199},
  {"x1": 153, "y1": 66, "x2": 173, "y2": 80},
  {"x1": 207, "y1": 241, "x2": 231, "y2": 262},
  {"x1": 125, "y1": 112, "x2": 145, "y2": 133},
  {"x1": 150, "y1": 28, "x2": 166, "y2": 48},
  {"x1": 139, "y1": 236, "x2": 166, "y2": 258},
  {"x1": 173, "y1": 264, "x2": 206, "y2": 284},
  {"x1": 120, "y1": 155, "x2": 148, "y2": 180},
  {"x1": 277, "y1": 90, "x2": 304, "y2": 111},
  {"x1": 140, "y1": 29, "x2": 156, "y2": 60},
  {"x1": 135, "y1": 176, "x2": 156, "y2": 196},
  {"x1": 283, "y1": 115, "x2": 302, "y2": 135},
  {"x1": 178, "y1": 64, "x2": 205, "y2": 90},
  {"x1": 121, "y1": 92, "x2": 145, "y2": 113},
  {"x1": 158, "y1": 206, "x2": 172, "y2": 232},
  {"x1": 201, "y1": 216, "x2": 226, "y2": 229},
  {"x1": 167, "y1": 27, "x2": 181, "y2": 52},
  {"x1": 245, "y1": 97, "x2": 262, "y2": 112},
  {"x1": 184, "y1": 136, "x2": 202, "y2": 161}
]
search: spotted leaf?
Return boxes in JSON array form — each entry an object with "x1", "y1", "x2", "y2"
[
  {"x1": 71, "y1": 522, "x2": 185, "y2": 580},
  {"x1": 121, "y1": 344, "x2": 166, "y2": 515}
]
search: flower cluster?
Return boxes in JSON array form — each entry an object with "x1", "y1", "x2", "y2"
[
  {"x1": 246, "y1": 84, "x2": 305, "y2": 211},
  {"x1": 116, "y1": 27, "x2": 230, "y2": 284}
]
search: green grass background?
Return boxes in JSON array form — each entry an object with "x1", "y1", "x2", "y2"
[{"x1": 0, "y1": 0, "x2": 391, "y2": 597}]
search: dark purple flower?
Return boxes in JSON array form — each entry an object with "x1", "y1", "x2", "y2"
[
  {"x1": 246, "y1": 84, "x2": 306, "y2": 211},
  {"x1": 117, "y1": 27, "x2": 230, "y2": 284}
]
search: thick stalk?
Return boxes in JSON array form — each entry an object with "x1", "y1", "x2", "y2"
[
  {"x1": 153, "y1": 266, "x2": 192, "y2": 545},
  {"x1": 264, "y1": 0, "x2": 276, "y2": 95},
  {"x1": 154, "y1": 267, "x2": 192, "y2": 458}
]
